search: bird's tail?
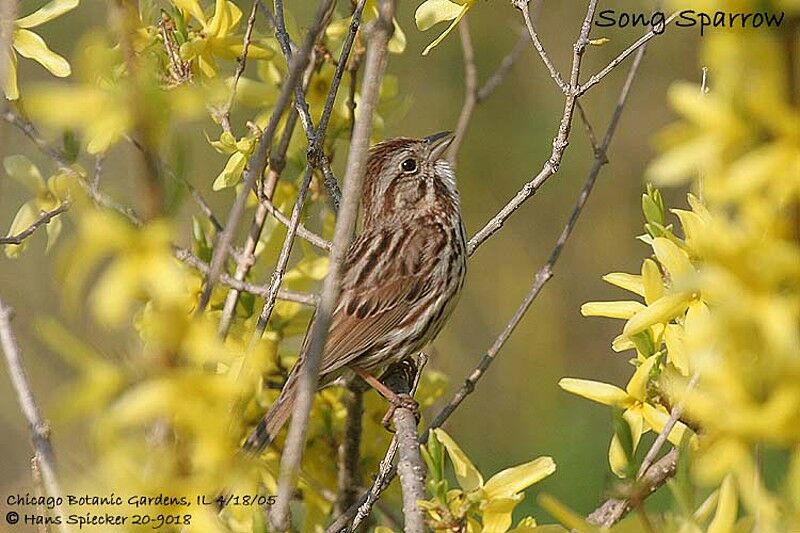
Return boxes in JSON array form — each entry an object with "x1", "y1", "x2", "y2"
[{"x1": 243, "y1": 371, "x2": 299, "y2": 452}]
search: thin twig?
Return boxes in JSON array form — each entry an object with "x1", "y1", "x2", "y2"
[
  {"x1": 2, "y1": 107, "x2": 143, "y2": 226},
  {"x1": 269, "y1": 1, "x2": 396, "y2": 529},
  {"x1": 1, "y1": 202, "x2": 70, "y2": 245},
  {"x1": 259, "y1": 194, "x2": 331, "y2": 250},
  {"x1": 250, "y1": 164, "x2": 315, "y2": 343},
  {"x1": 578, "y1": 12, "x2": 678, "y2": 95},
  {"x1": 218, "y1": 1, "x2": 259, "y2": 133},
  {"x1": 476, "y1": 30, "x2": 527, "y2": 102},
  {"x1": 273, "y1": 0, "x2": 368, "y2": 211},
  {"x1": 575, "y1": 100, "x2": 600, "y2": 155},
  {"x1": 217, "y1": 64, "x2": 315, "y2": 338},
  {"x1": 174, "y1": 247, "x2": 318, "y2": 306},
  {"x1": 637, "y1": 372, "x2": 699, "y2": 479},
  {"x1": 447, "y1": 18, "x2": 478, "y2": 167},
  {"x1": 195, "y1": 0, "x2": 332, "y2": 314},
  {"x1": 587, "y1": 448, "x2": 679, "y2": 527},
  {"x1": 0, "y1": 299, "x2": 68, "y2": 533},
  {"x1": 434, "y1": 30, "x2": 647, "y2": 439}
]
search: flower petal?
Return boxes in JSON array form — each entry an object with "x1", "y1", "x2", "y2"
[
  {"x1": 622, "y1": 293, "x2": 692, "y2": 337},
  {"x1": 13, "y1": 29, "x2": 71, "y2": 77},
  {"x1": 414, "y1": 0, "x2": 464, "y2": 31},
  {"x1": 626, "y1": 355, "x2": 658, "y2": 400},
  {"x1": 559, "y1": 378, "x2": 631, "y2": 407},
  {"x1": 3, "y1": 154, "x2": 45, "y2": 193},
  {"x1": 707, "y1": 475, "x2": 738, "y2": 533},
  {"x1": 431, "y1": 428, "x2": 483, "y2": 491},
  {"x1": 602, "y1": 272, "x2": 644, "y2": 296},
  {"x1": 3, "y1": 50, "x2": 19, "y2": 99},
  {"x1": 652, "y1": 237, "x2": 693, "y2": 280},
  {"x1": 4, "y1": 202, "x2": 38, "y2": 258},
  {"x1": 483, "y1": 457, "x2": 556, "y2": 500},
  {"x1": 481, "y1": 495, "x2": 524, "y2": 533},
  {"x1": 15, "y1": 0, "x2": 79, "y2": 29},
  {"x1": 581, "y1": 300, "x2": 645, "y2": 319},
  {"x1": 641, "y1": 258, "x2": 664, "y2": 305},
  {"x1": 420, "y1": 3, "x2": 469, "y2": 55}
]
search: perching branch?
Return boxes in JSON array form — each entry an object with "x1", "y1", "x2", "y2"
[
  {"x1": 385, "y1": 361, "x2": 427, "y2": 533},
  {"x1": 0, "y1": 298, "x2": 68, "y2": 533},
  {"x1": 269, "y1": 0, "x2": 396, "y2": 529},
  {"x1": 0, "y1": 202, "x2": 70, "y2": 245}
]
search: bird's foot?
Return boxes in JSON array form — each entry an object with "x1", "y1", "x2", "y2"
[{"x1": 381, "y1": 393, "x2": 420, "y2": 431}]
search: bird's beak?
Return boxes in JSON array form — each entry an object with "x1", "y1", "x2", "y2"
[{"x1": 425, "y1": 131, "x2": 454, "y2": 161}]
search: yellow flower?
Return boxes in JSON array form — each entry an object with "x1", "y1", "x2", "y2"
[
  {"x1": 174, "y1": 0, "x2": 272, "y2": 78},
  {"x1": 427, "y1": 428, "x2": 555, "y2": 533},
  {"x1": 3, "y1": 155, "x2": 68, "y2": 257},
  {"x1": 3, "y1": 0, "x2": 78, "y2": 99},
  {"x1": 560, "y1": 355, "x2": 692, "y2": 477}
]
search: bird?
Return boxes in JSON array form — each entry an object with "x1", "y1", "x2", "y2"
[{"x1": 244, "y1": 131, "x2": 467, "y2": 451}]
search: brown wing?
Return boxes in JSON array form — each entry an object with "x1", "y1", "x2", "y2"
[{"x1": 314, "y1": 223, "x2": 446, "y2": 377}]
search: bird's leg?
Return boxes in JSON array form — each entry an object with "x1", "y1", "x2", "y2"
[{"x1": 352, "y1": 367, "x2": 420, "y2": 431}]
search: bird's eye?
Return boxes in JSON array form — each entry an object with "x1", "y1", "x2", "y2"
[{"x1": 400, "y1": 158, "x2": 418, "y2": 173}]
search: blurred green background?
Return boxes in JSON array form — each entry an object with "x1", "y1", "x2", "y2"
[{"x1": 0, "y1": 0, "x2": 700, "y2": 525}]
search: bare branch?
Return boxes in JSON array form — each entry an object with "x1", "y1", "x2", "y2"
[
  {"x1": 0, "y1": 299, "x2": 68, "y2": 532},
  {"x1": 195, "y1": 0, "x2": 332, "y2": 314},
  {"x1": 1, "y1": 202, "x2": 70, "y2": 245},
  {"x1": 438, "y1": 33, "x2": 647, "y2": 436},
  {"x1": 467, "y1": 0, "x2": 600, "y2": 255},
  {"x1": 273, "y1": 0, "x2": 369, "y2": 211},
  {"x1": 333, "y1": 385, "x2": 364, "y2": 517},
  {"x1": 270, "y1": 0, "x2": 396, "y2": 528},
  {"x1": 515, "y1": 1, "x2": 568, "y2": 93}
]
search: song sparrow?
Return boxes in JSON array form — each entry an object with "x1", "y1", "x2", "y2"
[{"x1": 244, "y1": 132, "x2": 467, "y2": 451}]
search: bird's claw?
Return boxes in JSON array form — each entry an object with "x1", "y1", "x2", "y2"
[{"x1": 381, "y1": 393, "x2": 420, "y2": 432}]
